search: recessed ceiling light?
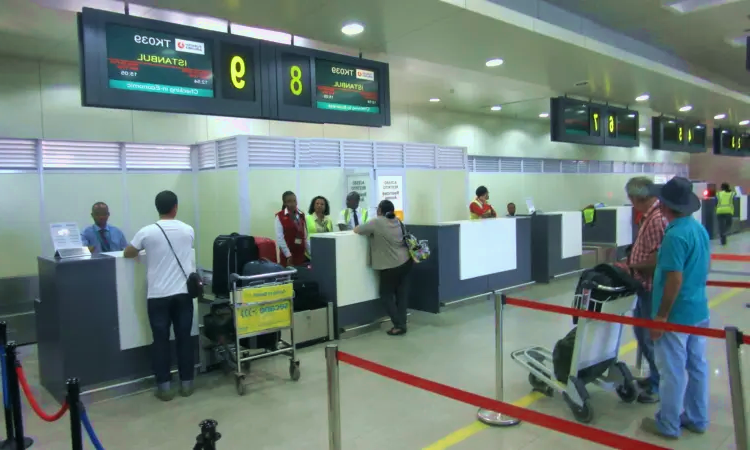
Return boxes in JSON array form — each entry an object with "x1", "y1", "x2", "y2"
[
  {"x1": 740, "y1": 120, "x2": 750, "y2": 125},
  {"x1": 429, "y1": 98, "x2": 440, "y2": 103},
  {"x1": 679, "y1": 105, "x2": 693, "y2": 112},
  {"x1": 635, "y1": 94, "x2": 650, "y2": 102},
  {"x1": 485, "y1": 58, "x2": 504, "y2": 67},
  {"x1": 638, "y1": 127, "x2": 646, "y2": 132},
  {"x1": 695, "y1": 125, "x2": 704, "y2": 129},
  {"x1": 714, "y1": 113, "x2": 727, "y2": 120},
  {"x1": 341, "y1": 22, "x2": 364, "y2": 36},
  {"x1": 539, "y1": 113, "x2": 549, "y2": 118},
  {"x1": 627, "y1": 113, "x2": 636, "y2": 118},
  {"x1": 490, "y1": 105, "x2": 502, "y2": 111}
]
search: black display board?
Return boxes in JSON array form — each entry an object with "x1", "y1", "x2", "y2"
[
  {"x1": 550, "y1": 97, "x2": 639, "y2": 148},
  {"x1": 713, "y1": 128, "x2": 750, "y2": 157},
  {"x1": 651, "y1": 117, "x2": 706, "y2": 153},
  {"x1": 78, "y1": 8, "x2": 390, "y2": 127}
]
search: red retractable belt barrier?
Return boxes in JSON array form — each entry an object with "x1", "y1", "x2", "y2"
[
  {"x1": 706, "y1": 280, "x2": 750, "y2": 289},
  {"x1": 504, "y1": 297, "x2": 727, "y2": 339},
  {"x1": 711, "y1": 254, "x2": 750, "y2": 262},
  {"x1": 337, "y1": 351, "x2": 669, "y2": 450}
]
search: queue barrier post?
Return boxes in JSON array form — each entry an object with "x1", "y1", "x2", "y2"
[
  {"x1": 325, "y1": 345, "x2": 342, "y2": 450},
  {"x1": 724, "y1": 327, "x2": 748, "y2": 450},
  {"x1": 4, "y1": 343, "x2": 31, "y2": 449},
  {"x1": 476, "y1": 293, "x2": 520, "y2": 427},
  {"x1": 67, "y1": 378, "x2": 82, "y2": 450},
  {"x1": 193, "y1": 419, "x2": 221, "y2": 450},
  {"x1": 0, "y1": 322, "x2": 13, "y2": 448}
]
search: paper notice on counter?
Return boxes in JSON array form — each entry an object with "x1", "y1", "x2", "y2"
[{"x1": 50, "y1": 222, "x2": 85, "y2": 259}]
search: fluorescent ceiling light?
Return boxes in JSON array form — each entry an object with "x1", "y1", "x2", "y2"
[
  {"x1": 635, "y1": 94, "x2": 650, "y2": 102},
  {"x1": 664, "y1": 0, "x2": 742, "y2": 15},
  {"x1": 722, "y1": 130, "x2": 730, "y2": 134},
  {"x1": 740, "y1": 120, "x2": 750, "y2": 125},
  {"x1": 490, "y1": 106, "x2": 502, "y2": 111},
  {"x1": 429, "y1": 98, "x2": 441, "y2": 103},
  {"x1": 679, "y1": 105, "x2": 693, "y2": 112},
  {"x1": 627, "y1": 114, "x2": 636, "y2": 118},
  {"x1": 639, "y1": 127, "x2": 646, "y2": 132},
  {"x1": 714, "y1": 113, "x2": 727, "y2": 120},
  {"x1": 485, "y1": 58, "x2": 504, "y2": 67},
  {"x1": 539, "y1": 113, "x2": 549, "y2": 118},
  {"x1": 695, "y1": 125, "x2": 704, "y2": 129},
  {"x1": 341, "y1": 23, "x2": 364, "y2": 36}
]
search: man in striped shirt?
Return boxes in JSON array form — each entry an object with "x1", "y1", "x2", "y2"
[{"x1": 617, "y1": 177, "x2": 667, "y2": 403}]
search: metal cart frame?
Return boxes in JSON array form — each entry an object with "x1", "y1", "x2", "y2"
[
  {"x1": 228, "y1": 270, "x2": 301, "y2": 396},
  {"x1": 510, "y1": 282, "x2": 638, "y2": 423}
]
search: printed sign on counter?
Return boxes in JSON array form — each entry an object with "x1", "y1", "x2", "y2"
[
  {"x1": 377, "y1": 175, "x2": 404, "y2": 220},
  {"x1": 346, "y1": 174, "x2": 371, "y2": 207},
  {"x1": 49, "y1": 222, "x2": 86, "y2": 259}
]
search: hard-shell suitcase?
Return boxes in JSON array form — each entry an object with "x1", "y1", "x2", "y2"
[
  {"x1": 212, "y1": 233, "x2": 259, "y2": 298},
  {"x1": 254, "y1": 237, "x2": 278, "y2": 263}
]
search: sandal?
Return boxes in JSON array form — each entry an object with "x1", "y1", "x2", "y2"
[{"x1": 387, "y1": 328, "x2": 407, "y2": 336}]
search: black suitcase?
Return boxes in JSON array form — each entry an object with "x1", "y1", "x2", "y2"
[
  {"x1": 212, "y1": 233, "x2": 259, "y2": 298},
  {"x1": 292, "y1": 265, "x2": 326, "y2": 312}
]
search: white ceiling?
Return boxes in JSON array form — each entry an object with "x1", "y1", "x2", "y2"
[
  {"x1": 542, "y1": 0, "x2": 750, "y2": 90},
  {"x1": 1, "y1": 0, "x2": 750, "y2": 129}
]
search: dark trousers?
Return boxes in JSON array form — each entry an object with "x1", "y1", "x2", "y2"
[
  {"x1": 717, "y1": 213, "x2": 733, "y2": 245},
  {"x1": 379, "y1": 260, "x2": 413, "y2": 329},
  {"x1": 147, "y1": 294, "x2": 195, "y2": 384},
  {"x1": 634, "y1": 290, "x2": 659, "y2": 389}
]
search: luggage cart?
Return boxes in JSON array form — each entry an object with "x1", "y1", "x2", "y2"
[
  {"x1": 510, "y1": 282, "x2": 638, "y2": 423},
  {"x1": 227, "y1": 270, "x2": 301, "y2": 396}
]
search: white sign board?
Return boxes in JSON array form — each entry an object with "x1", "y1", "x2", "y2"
[
  {"x1": 525, "y1": 197, "x2": 536, "y2": 214},
  {"x1": 378, "y1": 175, "x2": 404, "y2": 220},
  {"x1": 346, "y1": 174, "x2": 371, "y2": 207},
  {"x1": 49, "y1": 222, "x2": 86, "y2": 259}
]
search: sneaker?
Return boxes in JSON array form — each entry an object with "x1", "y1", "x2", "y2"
[
  {"x1": 180, "y1": 381, "x2": 195, "y2": 398},
  {"x1": 636, "y1": 378, "x2": 651, "y2": 389},
  {"x1": 154, "y1": 387, "x2": 175, "y2": 402},
  {"x1": 640, "y1": 417, "x2": 678, "y2": 440}
]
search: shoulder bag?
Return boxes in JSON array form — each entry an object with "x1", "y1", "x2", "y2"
[
  {"x1": 397, "y1": 220, "x2": 430, "y2": 262},
  {"x1": 155, "y1": 223, "x2": 204, "y2": 299}
]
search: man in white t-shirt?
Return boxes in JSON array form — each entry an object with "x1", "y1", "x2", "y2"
[{"x1": 124, "y1": 190, "x2": 196, "y2": 401}]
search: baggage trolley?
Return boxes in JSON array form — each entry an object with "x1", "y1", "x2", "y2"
[
  {"x1": 228, "y1": 269, "x2": 301, "y2": 396},
  {"x1": 510, "y1": 282, "x2": 638, "y2": 423}
]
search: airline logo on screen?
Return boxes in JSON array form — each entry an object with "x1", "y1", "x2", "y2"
[
  {"x1": 356, "y1": 69, "x2": 375, "y2": 81},
  {"x1": 175, "y1": 38, "x2": 206, "y2": 55}
]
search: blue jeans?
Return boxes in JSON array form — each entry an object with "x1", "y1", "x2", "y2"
[
  {"x1": 653, "y1": 319, "x2": 710, "y2": 437},
  {"x1": 634, "y1": 292, "x2": 659, "y2": 390}
]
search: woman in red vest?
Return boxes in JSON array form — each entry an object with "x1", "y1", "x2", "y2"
[{"x1": 274, "y1": 191, "x2": 310, "y2": 267}]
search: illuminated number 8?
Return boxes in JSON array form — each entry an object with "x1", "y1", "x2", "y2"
[
  {"x1": 608, "y1": 115, "x2": 615, "y2": 133},
  {"x1": 290, "y1": 65, "x2": 303, "y2": 96}
]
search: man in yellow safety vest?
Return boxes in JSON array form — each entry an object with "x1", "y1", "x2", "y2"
[
  {"x1": 338, "y1": 192, "x2": 369, "y2": 231},
  {"x1": 716, "y1": 182, "x2": 735, "y2": 246}
]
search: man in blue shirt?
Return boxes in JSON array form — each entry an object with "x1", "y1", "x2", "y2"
[
  {"x1": 640, "y1": 177, "x2": 710, "y2": 440},
  {"x1": 81, "y1": 202, "x2": 128, "y2": 253}
]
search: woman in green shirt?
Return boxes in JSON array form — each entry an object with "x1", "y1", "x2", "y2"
[{"x1": 307, "y1": 196, "x2": 333, "y2": 236}]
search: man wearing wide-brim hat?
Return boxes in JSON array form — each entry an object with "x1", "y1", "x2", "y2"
[{"x1": 639, "y1": 177, "x2": 711, "y2": 440}]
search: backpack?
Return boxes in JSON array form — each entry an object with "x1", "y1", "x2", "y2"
[
  {"x1": 552, "y1": 327, "x2": 613, "y2": 384},
  {"x1": 398, "y1": 220, "x2": 430, "y2": 262}
]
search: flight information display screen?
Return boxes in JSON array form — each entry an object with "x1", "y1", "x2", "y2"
[
  {"x1": 315, "y1": 59, "x2": 379, "y2": 113},
  {"x1": 105, "y1": 24, "x2": 214, "y2": 98}
]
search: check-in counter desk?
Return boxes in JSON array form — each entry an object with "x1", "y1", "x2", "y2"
[
  {"x1": 582, "y1": 206, "x2": 633, "y2": 260},
  {"x1": 530, "y1": 212, "x2": 583, "y2": 283},
  {"x1": 407, "y1": 218, "x2": 532, "y2": 313},
  {"x1": 703, "y1": 195, "x2": 749, "y2": 238},
  {"x1": 736, "y1": 194, "x2": 749, "y2": 230},
  {"x1": 35, "y1": 251, "x2": 199, "y2": 401},
  {"x1": 309, "y1": 232, "x2": 379, "y2": 334}
]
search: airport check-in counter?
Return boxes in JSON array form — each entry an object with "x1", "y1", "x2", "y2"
[
  {"x1": 736, "y1": 194, "x2": 749, "y2": 230},
  {"x1": 582, "y1": 206, "x2": 633, "y2": 261},
  {"x1": 36, "y1": 251, "x2": 199, "y2": 401},
  {"x1": 530, "y1": 212, "x2": 583, "y2": 283},
  {"x1": 703, "y1": 194, "x2": 749, "y2": 238},
  {"x1": 309, "y1": 232, "x2": 379, "y2": 334},
  {"x1": 406, "y1": 218, "x2": 532, "y2": 313}
]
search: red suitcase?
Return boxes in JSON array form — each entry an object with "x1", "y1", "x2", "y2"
[{"x1": 254, "y1": 237, "x2": 278, "y2": 263}]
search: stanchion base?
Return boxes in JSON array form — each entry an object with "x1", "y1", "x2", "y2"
[
  {"x1": 0, "y1": 437, "x2": 33, "y2": 449},
  {"x1": 477, "y1": 408, "x2": 521, "y2": 427}
]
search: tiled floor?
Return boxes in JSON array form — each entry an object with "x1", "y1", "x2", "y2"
[{"x1": 13, "y1": 233, "x2": 750, "y2": 449}]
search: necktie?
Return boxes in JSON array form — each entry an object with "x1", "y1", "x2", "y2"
[
  {"x1": 352, "y1": 210, "x2": 359, "y2": 226},
  {"x1": 99, "y1": 229, "x2": 111, "y2": 252}
]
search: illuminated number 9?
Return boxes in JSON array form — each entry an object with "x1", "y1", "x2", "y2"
[
  {"x1": 608, "y1": 115, "x2": 614, "y2": 133},
  {"x1": 230, "y1": 56, "x2": 245, "y2": 89},
  {"x1": 290, "y1": 65, "x2": 303, "y2": 96}
]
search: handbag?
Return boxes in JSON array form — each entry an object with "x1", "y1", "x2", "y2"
[
  {"x1": 398, "y1": 220, "x2": 430, "y2": 262},
  {"x1": 155, "y1": 223, "x2": 204, "y2": 299}
]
